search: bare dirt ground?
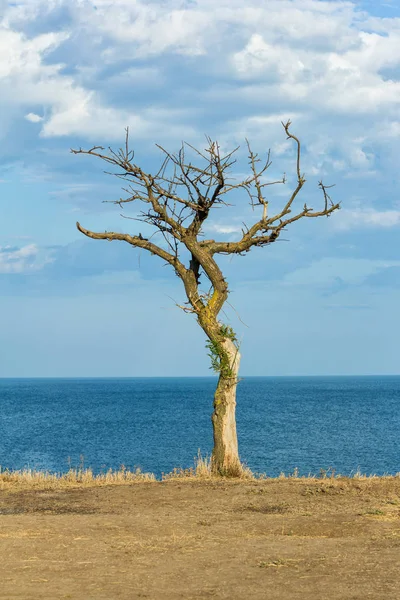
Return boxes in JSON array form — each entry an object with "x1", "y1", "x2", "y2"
[{"x1": 1, "y1": 477, "x2": 400, "y2": 599}]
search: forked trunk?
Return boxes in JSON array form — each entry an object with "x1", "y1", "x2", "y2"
[{"x1": 211, "y1": 337, "x2": 242, "y2": 476}]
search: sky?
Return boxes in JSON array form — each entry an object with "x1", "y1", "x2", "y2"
[{"x1": 0, "y1": 0, "x2": 399, "y2": 377}]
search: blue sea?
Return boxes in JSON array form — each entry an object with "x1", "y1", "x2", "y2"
[{"x1": 0, "y1": 376, "x2": 399, "y2": 478}]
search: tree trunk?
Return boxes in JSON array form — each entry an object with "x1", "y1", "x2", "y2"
[{"x1": 211, "y1": 337, "x2": 242, "y2": 476}]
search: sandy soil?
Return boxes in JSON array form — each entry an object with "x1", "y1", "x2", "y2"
[{"x1": 0, "y1": 477, "x2": 399, "y2": 599}]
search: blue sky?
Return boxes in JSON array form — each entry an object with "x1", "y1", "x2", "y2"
[{"x1": 1, "y1": 0, "x2": 400, "y2": 377}]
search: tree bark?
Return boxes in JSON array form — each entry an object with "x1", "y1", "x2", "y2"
[{"x1": 211, "y1": 337, "x2": 242, "y2": 476}]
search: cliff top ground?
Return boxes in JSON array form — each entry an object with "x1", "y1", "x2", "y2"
[{"x1": 0, "y1": 474, "x2": 399, "y2": 599}]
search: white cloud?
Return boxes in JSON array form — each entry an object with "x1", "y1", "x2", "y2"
[
  {"x1": 232, "y1": 27, "x2": 400, "y2": 114},
  {"x1": 0, "y1": 0, "x2": 399, "y2": 205},
  {"x1": 41, "y1": 101, "x2": 197, "y2": 141},
  {"x1": 0, "y1": 29, "x2": 67, "y2": 79},
  {"x1": 74, "y1": 0, "x2": 357, "y2": 57},
  {"x1": 221, "y1": 112, "x2": 302, "y2": 144},
  {"x1": 25, "y1": 112, "x2": 43, "y2": 123},
  {"x1": 0, "y1": 16, "x2": 197, "y2": 141},
  {"x1": 233, "y1": 34, "x2": 310, "y2": 82},
  {"x1": 208, "y1": 224, "x2": 242, "y2": 235},
  {"x1": 283, "y1": 257, "x2": 400, "y2": 287},
  {"x1": 0, "y1": 244, "x2": 54, "y2": 274},
  {"x1": 336, "y1": 208, "x2": 400, "y2": 229}
]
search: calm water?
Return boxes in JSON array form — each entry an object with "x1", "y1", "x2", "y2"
[{"x1": 0, "y1": 377, "x2": 399, "y2": 477}]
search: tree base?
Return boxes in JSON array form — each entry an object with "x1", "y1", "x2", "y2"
[{"x1": 211, "y1": 456, "x2": 246, "y2": 478}]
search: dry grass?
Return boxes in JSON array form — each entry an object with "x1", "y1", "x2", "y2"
[
  {"x1": 0, "y1": 465, "x2": 155, "y2": 489},
  {"x1": 162, "y1": 451, "x2": 256, "y2": 480},
  {"x1": 276, "y1": 467, "x2": 400, "y2": 482},
  {"x1": 1, "y1": 454, "x2": 400, "y2": 490},
  {"x1": 161, "y1": 452, "x2": 213, "y2": 481}
]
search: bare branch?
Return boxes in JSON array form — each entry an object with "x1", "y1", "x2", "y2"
[
  {"x1": 74, "y1": 122, "x2": 340, "y2": 319},
  {"x1": 76, "y1": 221, "x2": 186, "y2": 275}
]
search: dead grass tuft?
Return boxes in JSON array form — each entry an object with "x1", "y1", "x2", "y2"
[
  {"x1": 277, "y1": 467, "x2": 400, "y2": 482},
  {"x1": 162, "y1": 453, "x2": 213, "y2": 481},
  {"x1": 0, "y1": 466, "x2": 155, "y2": 489},
  {"x1": 162, "y1": 451, "x2": 256, "y2": 481}
]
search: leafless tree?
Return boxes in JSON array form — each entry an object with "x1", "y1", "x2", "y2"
[{"x1": 72, "y1": 120, "x2": 340, "y2": 476}]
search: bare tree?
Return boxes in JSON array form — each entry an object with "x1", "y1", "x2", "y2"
[{"x1": 72, "y1": 120, "x2": 340, "y2": 476}]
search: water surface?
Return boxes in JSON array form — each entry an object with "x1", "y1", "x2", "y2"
[{"x1": 0, "y1": 376, "x2": 399, "y2": 477}]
